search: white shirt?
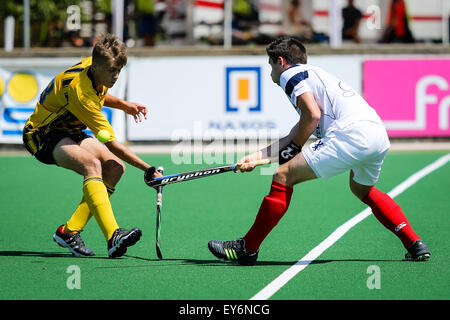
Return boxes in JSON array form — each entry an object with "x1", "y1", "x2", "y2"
[{"x1": 280, "y1": 64, "x2": 382, "y2": 138}]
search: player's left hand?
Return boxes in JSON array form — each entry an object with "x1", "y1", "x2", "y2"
[
  {"x1": 123, "y1": 102, "x2": 148, "y2": 123},
  {"x1": 144, "y1": 166, "x2": 163, "y2": 185}
]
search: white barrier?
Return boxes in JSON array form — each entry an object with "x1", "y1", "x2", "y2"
[
  {"x1": 1, "y1": 54, "x2": 448, "y2": 144},
  {"x1": 126, "y1": 55, "x2": 362, "y2": 141}
]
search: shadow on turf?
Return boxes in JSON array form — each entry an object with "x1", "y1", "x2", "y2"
[
  {"x1": 0, "y1": 250, "x2": 110, "y2": 259},
  {"x1": 126, "y1": 256, "x2": 404, "y2": 266},
  {"x1": 0, "y1": 251, "x2": 404, "y2": 264}
]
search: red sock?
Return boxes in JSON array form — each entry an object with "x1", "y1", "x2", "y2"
[
  {"x1": 243, "y1": 181, "x2": 293, "y2": 254},
  {"x1": 362, "y1": 187, "x2": 420, "y2": 248}
]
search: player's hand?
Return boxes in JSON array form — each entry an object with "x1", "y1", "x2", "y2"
[
  {"x1": 153, "y1": 170, "x2": 163, "y2": 178},
  {"x1": 123, "y1": 102, "x2": 148, "y2": 123},
  {"x1": 236, "y1": 155, "x2": 258, "y2": 173},
  {"x1": 144, "y1": 166, "x2": 163, "y2": 185}
]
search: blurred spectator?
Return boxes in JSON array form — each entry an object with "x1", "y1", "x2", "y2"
[
  {"x1": 233, "y1": 0, "x2": 258, "y2": 22},
  {"x1": 67, "y1": 30, "x2": 85, "y2": 47},
  {"x1": 154, "y1": 0, "x2": 167, "y2": 41},
  {"x1": 342, "y1": 0, "x2": 362, "y2": 43},
  {"x1": 46, "y1": 20, "x2": 65, "y2": 47},
  {"x1": 381, "y1": 0, "x2": 415, "y2": 43},
  {"x1": 162, "y1": 0, "x2": 187, "y2": 43},
  {"x1": 285, "y1": 0, "x2": 314, "y2": 41},
  {"x1": 136, "y1": 0, "x2": 157, "y2": 46},
  {"x1": 232, "y1": 0, "x2": 259, "y2": 45}
]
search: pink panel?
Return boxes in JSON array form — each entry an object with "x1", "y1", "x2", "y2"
[{"x1": 363, "y1": 59, "x2": 450, "y2": 137}]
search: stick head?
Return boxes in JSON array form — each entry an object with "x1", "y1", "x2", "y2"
[{"x1": 156, "y1": 242, "x2": 163, "y2": 259}]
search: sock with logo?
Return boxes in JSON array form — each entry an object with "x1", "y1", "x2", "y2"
[
  {"x1": 362, "y1": 187, "x2": 420, "y2": 248},
  {"x1": 243, "y1": 181, "x2": 293, "y2": 254},
  {"x1": 64, "y1": 182, "x2": 116, "y2": 233},
  {"x1": 82, "y1": 176, "x2": 119, "y2": 241}
]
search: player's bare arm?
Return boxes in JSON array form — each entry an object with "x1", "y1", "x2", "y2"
[
  {"x1": 105, "y1": 94, "x2": 148, "y2": 123},
  {"x1": 292, "y1": 92, "x2": 321, "y2": 147},
  {"x1": 237, "y1": 121, "x2": 303, "y2": 172},
  {"x1": 274, "y1": 92, "x2": 320, "y2": 167},
  {"x1": 105, "y1": 140, "x2": 161, "y2": 179},
  {"x1": 237, "y1": 93, "x2": 319, "y2": 172},
  {"x1": 236, "y1": 124, "x2": 297, "y2": 172}
]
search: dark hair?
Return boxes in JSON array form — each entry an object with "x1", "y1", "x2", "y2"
[
  {"x1": 266, "y1": 37, "x2": 307, "y2": 65},
  {"x1": 92, "y1": 33, "x2": 127, "y2": 68}
]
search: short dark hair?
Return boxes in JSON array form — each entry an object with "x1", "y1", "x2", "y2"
[
  {"x1": 92, "y1": 33, "x2": 127, "y2": 68},
  {"x1": 266, "y1": 37, "x2": 307, "y2": 65}
]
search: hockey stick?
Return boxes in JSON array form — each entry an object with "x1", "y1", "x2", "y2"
[
  {"x1": 155, "y1": 166, "x2": 164, "y2": 259},
  {"x1": 145, "y1": 159, "x2": 271, "y2": 188}
]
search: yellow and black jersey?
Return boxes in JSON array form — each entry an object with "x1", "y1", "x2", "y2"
[{"x1": 23, "y1": 57, "x2": 115, "y2": 151}]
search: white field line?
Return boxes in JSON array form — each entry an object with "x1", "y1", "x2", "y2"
[{"x1": 250, "y1": 153, "x2": 450, "y2": 300}]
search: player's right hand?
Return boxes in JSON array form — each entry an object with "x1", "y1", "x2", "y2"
[{"x1": 236, "y1": 156, "x2": 257, "y2": 173}]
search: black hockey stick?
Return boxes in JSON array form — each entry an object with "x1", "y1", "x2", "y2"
[
  {"x1": 155, "y1": 166, "x2": 164, "y2": 259},
  {"x1": 145, "y1": 159, "x2": 270, "y2": 188}
]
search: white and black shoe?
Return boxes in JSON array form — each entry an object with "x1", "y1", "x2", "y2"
[
  {"x1": 108, "y1": 227, "x2": 142, "y2": 258},
  {"x1": 53, "y1": 225, "x2": 95, "y2": 257},
  {"x1": 208, "y1": 238, "x2": 258, "y2": 266},
  {"x1": 404, "y1": 240, "x2": 430, "y2": 261}
]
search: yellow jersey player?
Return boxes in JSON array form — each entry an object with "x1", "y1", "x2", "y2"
[{"x1": 23, "y1": 33, "x2": 162, "y2": 258}]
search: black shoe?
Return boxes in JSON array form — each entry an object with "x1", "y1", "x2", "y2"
[
  {"x1": 208, "y1": 238, "x2": 258, "y2": 266},
  {"x1": 53, "y1": 225, "x2": 95, "y2": 257},
  {"x1": 108, "y1": 227, "x2": 142, "y2": 258},
  {"x1": 404, "y1": 240, "x2": 430, "y2": 261}
]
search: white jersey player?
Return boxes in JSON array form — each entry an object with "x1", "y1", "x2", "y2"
[
  {"x1": 208, "y1": 37, "x2": 429, "y2": 266},
  {"x1": 279, "y1": 62, "x2": 389, "y2": 186},
  {"x1": 280, "y1": 63, "x2": 383, "y2": 138}
]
